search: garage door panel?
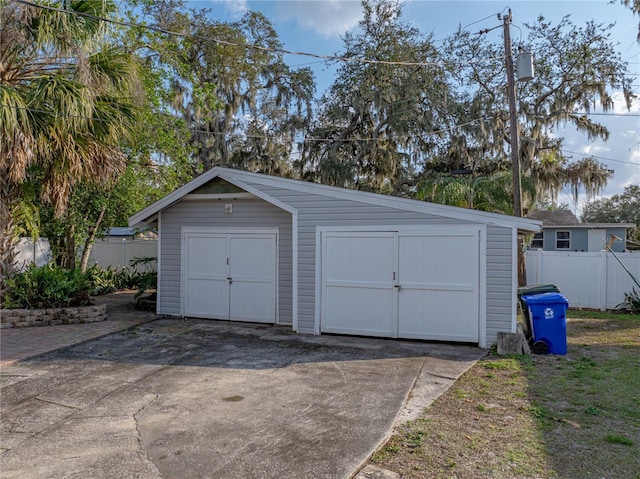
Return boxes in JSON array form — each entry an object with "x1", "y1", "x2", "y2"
[
  {"x1": 230, "y1": 281, "x2": 276, "y2": 322},
  {"x1": 186, "y1": 236, "x2": 227, "y2": 276},
  {"x1": 398, "y1": 290, "x2": 478, "y2": 341},
  {"x1": 397, "y1": 232, "x2": 479, "y2": 342},
  {"x1": 321, "y1": 233, "x2": 396, "y2": 336},
  {"x1": 230, "y1": 236, "x2": 276, "y2": 279},
  {"x1": 325, "y1": 234, "x2": 395, "y2": 283},
  {"x1": 323, "y1": 287, "x2": 395, "y2": 336},
  {"x1": 185, "y1": 278, "x2": 228, "y2": 319},
  {"x1": 399, "y1": 235, "x2": 477, "y2": 285},
  {"x1": 184, "y1": 235, "x2": 229, "y2": 318},
  {"x1": 229, "y1": 235, "x2": 277, "y2": 323}
]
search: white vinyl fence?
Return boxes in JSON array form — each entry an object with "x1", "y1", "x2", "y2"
[
  {"x1": 15, "y1": 238, "x2": 157, "y2": 272},
  {"x1": 87, "y1": 240, "x2": 157, "y2": 270},
  {"x1": 526, "y1": 250, "x2": 640, "y2": 310},
  {"x1": 14, "y1": 238, "x2": 52, "y2": 270}
]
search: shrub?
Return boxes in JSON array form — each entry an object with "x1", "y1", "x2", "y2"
[
  {"x1": 84, "y1": 257, "x2": 157, "y2": 299},
  {"x1": 127, "y1": 256, "x2": 157, "y2": 299},
  {"x1": 3, "y1": 264, "x2": 92, "y2": 309},
  {"x1": 85, "y1": 264, "x2": 118, "y2": 295},
  {"x1": 622, "y1": 288, "x2": 640, "y2": 315}
]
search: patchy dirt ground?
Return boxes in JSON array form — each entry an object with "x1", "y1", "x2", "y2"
[{"x1": 368, "y1": 312, "x2": 640, "y2": 479}]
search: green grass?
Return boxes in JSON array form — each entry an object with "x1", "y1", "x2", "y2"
[
  {"x1": 605, "y1": 434, "x2": 635, "y2": 446},
  {"x1": 368, "y1": 314, "x2": 640, "y2": 479},
  {"x1": 567, "y1": 309, "x2": 639, "y2": 320}
]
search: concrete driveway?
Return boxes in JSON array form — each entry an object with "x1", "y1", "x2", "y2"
[{"x1": 0, "y1": 318, "x2": 483, "y2": 478}]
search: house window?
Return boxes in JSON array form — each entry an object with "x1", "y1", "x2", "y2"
[
  {"x1": 556, "y1": 231, "x2": 570, "y2": 250},
  {"x1": 531, "y1": 232, "x2": 544, "y2": 249}
]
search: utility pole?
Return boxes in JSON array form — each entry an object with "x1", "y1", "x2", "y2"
[
  {"x1": 503, "y1": 9, "x2": 527, "y2": 286},
  {"x1": 503, "y1": 9, "x2": 522, "y2": 218}
]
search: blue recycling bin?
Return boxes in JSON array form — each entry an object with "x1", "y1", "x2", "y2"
[{"x1": 521, "y1": 292, "x2": 569, "y2": 355}]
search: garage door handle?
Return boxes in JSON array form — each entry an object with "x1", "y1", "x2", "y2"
[
  {"x1": 227, "y1": 277, "x2": 233, "y2": 284},
  {"x1": 394, "y1": 284, "x2": 401, "y2": 289}
]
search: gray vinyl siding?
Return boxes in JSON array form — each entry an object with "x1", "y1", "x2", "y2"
[
  {"x1": 485, "y1": 225, "x2": 515, "y2": 344},
  {"x1": 150, "y1": 173, "x2": 523, "y2": 346},
  {"x1": 242, "y1": 181, "x2": 479, "y2": 335},
  {"x1": 158, "y1": 199, "x2": 293, "y2": 324}
]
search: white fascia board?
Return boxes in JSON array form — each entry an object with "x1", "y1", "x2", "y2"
[
  {"x1": 542, "y1": 223, "x2": 636, "y2": 229},
  {"x1": 129, "y1": 167, "x2": 223, "y2": 227},
  {"x1": 128, "y1": 167, "x2": 300, "y2": 227},
  {"x1": 219, "y1": 167, "x2": 542, "y2": 232}
]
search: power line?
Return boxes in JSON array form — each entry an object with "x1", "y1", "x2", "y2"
[
  {"x1": 0, "y1": 103, "x2": 491, "y2": 141},
  {"x1": 573, "y1": 112, "x2": 640, "y2": 117},
  {"x1": 10, "y1": 0, "x2": 505, "y2": 69},
  {"x1": 561, "y1": 149, "x2": 639, "y2": 166},
  {"x1": 462, "y1": 10, "x2": 507, "y2": 31}
]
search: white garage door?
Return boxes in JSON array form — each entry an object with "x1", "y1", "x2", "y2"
[
  {"x1": 182, "y1": 231, "x2": 277, "y2": 323},
  {"x1": 321, "y1": 228, "x2": 480, "y2": 342}
]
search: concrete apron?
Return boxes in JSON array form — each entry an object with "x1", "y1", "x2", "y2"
[{"x1": 0, "y1": 318, "x2": 484, "y2": 479}]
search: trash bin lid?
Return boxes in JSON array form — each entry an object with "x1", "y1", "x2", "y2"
[
  {"x1": 517, "y1": 284, "x2": 560, "y2": 296},
  {"x1": 521, "y1": 292, "x2": 569, "y2": 305}
]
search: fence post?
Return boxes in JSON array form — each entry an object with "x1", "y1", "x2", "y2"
[{"x1": 599, "y1": 251, "x2": 607, "y2": 311}]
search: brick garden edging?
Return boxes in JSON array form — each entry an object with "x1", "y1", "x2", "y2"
[{"x1": 0, "y1": 304, "x2": 107, "y2": 329}]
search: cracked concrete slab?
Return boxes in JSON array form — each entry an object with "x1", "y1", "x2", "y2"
[
  {"x1": 0, "y1": 416, "x2": 163, "y2": 479},
  {"x1": 0, "y1": 318, "x2": 484, "y2": 478}
]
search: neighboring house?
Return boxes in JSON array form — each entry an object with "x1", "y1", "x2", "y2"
[
  {"x1": 129, "y1": 167, "x2": 541, "y2": 348},
  {"x1": 526, "y1": 210, "x2": 634, "y2": 253},
  {"x1": 102, "y1": 227, "x2": 157, "y2": 243}
]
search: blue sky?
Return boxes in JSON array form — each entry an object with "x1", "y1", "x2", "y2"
[{"x1": 203, "y1": 0, "x2": 639, "y2": 213}]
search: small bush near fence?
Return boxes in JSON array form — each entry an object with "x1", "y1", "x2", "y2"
[
  {"x1": 86, "y1": 257, "x2": 157, "y2": 299},
  {"x1": 622, "y1": 288, "x2": 640, "y2": 314},
  {"x1": 3, "y1": 264, "x2": 92, "y2": 309}
]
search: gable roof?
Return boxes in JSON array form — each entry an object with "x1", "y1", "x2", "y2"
[
  {"x1": 527, "y1": 210, "x2": 580, "y2": 226},
  {"x1": 129, "y1": 167, "x2": 542, "y2": 232}
]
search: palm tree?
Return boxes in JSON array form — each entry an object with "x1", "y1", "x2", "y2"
[
  {"x1": 415, "y1": 171, "x2": 529, "y2": 215},
  {"x1": 0, "y1": 0, "x2": 138, "y2": 292}
]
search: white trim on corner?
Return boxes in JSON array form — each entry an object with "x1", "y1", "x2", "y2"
[
  {"x1": 292, "y1": 211, "x2": 299, "y2": 333},
  {"x1": 511, "y1": 230, "x2": 519, "y2": 334},
  {"x1": 478, "y1": 225, "x2": 487, "y2": 349},
  {"x1": 314, "y1": 226, "x2": 322, "y2": 335},
  {"x1": 156, "y1": 211, "x2": 162, "y2": 316}
]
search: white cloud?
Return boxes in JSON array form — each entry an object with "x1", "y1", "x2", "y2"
[
  {"x1": 210, "y1": 0, "x2": 249, "y2": 19},
  {"x1": 612, "y1": 91, "x2": 640, "y2": 115},
  {"x1": 273, "y1": 0, "x2": 364, "y2": 37}
]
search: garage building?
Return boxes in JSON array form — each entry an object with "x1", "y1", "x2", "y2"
[{"x1": 129, "y1": 167, "x2": 541, "y2": 348}]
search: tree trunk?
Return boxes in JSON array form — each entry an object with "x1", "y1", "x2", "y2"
[
  {"x1": 63, "y1": 221, "x2": 76, "y2": 270},
  {"x1": 0, "y1": 169, "x2": 20, "y2": 297},
  {"x1": 517, "y1": 236, "x2": 527, "y2": 287},
  {"x1": 79, "y1": 204, "x2": 107, "y2": 272}
]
